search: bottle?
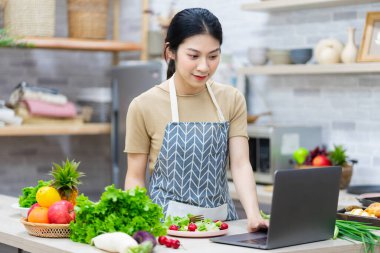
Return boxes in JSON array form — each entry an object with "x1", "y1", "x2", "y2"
[{"x1": 341, "y1": 27, "x2": 358, "y2": 64}]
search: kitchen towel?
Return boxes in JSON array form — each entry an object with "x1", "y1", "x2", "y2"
[{"x1": 22, "y1": 99, "x2": 77, "y2": 118}]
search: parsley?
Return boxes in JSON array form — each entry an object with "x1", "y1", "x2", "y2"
[{"x1": 69, "y1": 185, "x2": 167, "y2": 244}]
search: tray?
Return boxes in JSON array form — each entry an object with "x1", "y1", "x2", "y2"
[
  {"x1": 167, "y1": 229, "x2": 228, "y2": 238},
  {"x1": 336, "y1": 207, "x2": 380, "y2": 227}
]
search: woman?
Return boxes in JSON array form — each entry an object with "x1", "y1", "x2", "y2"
[{"x1": 125, "y1": 8, "x2": 268, "y2": 232}]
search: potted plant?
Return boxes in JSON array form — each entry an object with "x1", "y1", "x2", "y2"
[{"x1": 329, "y1": 145, "x2": 355, "y2": 189}]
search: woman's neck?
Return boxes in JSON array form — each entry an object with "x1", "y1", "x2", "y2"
[{"x1": 173, "y1": 74, "x2": 206, "y2": 96}]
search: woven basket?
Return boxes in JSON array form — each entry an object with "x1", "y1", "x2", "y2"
[
  {"x1": 3, "y1": 0, "x2": 55, "y2": 37},
  {"x1": 295, "y1": 165, "x2": 353, "y2": 189},
  {"x1": 20, "y1": 218, "x2": 70, "y2": 238},
  {"x1": 68, "y1": 0, "x2": 109, "y2": 39}
]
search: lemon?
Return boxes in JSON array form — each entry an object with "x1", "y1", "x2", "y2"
[{"x1": 36, "y1": 186, "x2": 61, "y2": 207}]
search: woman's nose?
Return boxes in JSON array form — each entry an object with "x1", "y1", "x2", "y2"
[{"x1": 197, "y1": 57, "x2": 209, "y2": 72}]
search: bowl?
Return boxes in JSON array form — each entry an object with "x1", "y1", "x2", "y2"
[
  {"x1": 267, "y1": 49, "x2": 291, "y2": 65},
  {"x1": 11, "y1": 203, "x2": 30, "y2": 218},
  {"x1": 290, "y1": 48, "x2": 313, "y2": 64},
  {"x1": 247, "y1": 47, "x2": 268, "y2": 65}
]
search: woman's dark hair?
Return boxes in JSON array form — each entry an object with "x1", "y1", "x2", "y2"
[{"x1": 164, "y1": 8, "x2": 223, "y2": 79}]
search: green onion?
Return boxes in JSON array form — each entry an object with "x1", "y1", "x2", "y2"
[{"x1": 334, "y1": 220, "x2": 380, "y2": 253}]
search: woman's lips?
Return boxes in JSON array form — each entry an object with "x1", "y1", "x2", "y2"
[{"x1": 193, "y1": 74, "x2": 207, "y2": 81}]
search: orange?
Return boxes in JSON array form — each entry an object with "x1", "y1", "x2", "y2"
[
  {"x1": 28, "y1": 206, "x2": 49, "y2": 223},
  {"x1": 36, "y1": 186, "x2": 61, "y2": 208}
]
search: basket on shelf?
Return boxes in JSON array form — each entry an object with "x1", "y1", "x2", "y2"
[
  {"x1": 296, "y1": 165, "x2": 353, "y2": 189},
  {"x1": 20, "y1": 218, "x2": 70, "y2": 238},
  {"x1": 68, "y1": 0, "x2": 109, "y2": 39},
  {"x1": 3, "y1": 0, "x2": 55, "y2": 37}
]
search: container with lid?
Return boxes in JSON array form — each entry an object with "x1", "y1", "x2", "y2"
[{"x1": 77, "y1": 87, "x2": 111, "y2": 123}]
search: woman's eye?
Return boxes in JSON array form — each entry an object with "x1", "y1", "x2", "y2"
[
  {"x1": 188, "y1": 55, "x2": 198, "y2": 59},
  {"x1": 209, "y1": 55, "x2": 218, "y2": 60}
]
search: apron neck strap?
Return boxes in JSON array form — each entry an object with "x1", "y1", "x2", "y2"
[{"x1": 169, "y1": 74, "x2": 225, "y2": 123}]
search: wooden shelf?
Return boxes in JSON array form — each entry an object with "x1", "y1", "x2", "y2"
[
  {"x1": 241, "y1": 0, "x2": 379, "y2": 12},
  {"x1": 238, "y1": 63, "x2": 380, "y2": 75},
  {"x1": 17, "y1": 37, "x2": 142, "y2": 52},
  {"x1": 0, "y1": 123, "x2": 111, "y2": 136}
]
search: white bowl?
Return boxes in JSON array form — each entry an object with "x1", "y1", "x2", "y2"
[
  {"x1": 247, "y1": 47, "x2": 268, "y2": 66},
  {"x1": 11, "y1": 203, "x2": 30, "y2": 218}
]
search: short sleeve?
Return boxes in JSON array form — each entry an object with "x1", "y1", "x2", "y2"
[
  {"x1": 229, "y1": 90, "x2": 248, "y2": 139},
  {"x1": 124, "y1": 98, "x2": 150, "y2": 153}
]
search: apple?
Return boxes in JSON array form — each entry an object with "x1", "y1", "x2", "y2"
[
  {"x1": 27, "y1": 203, "x2": 40, "y2": 218},
  {"x1": 293, "y1": 147, "x2": 309, "y2": 165},
  {"x1": 312, "y1": 155, "x2": 332, "y2": 166},
  {"x1": 48, "y1": 200, "x2": 75, "y2": 224}
]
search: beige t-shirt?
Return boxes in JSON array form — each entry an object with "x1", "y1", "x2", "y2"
[{"x1": 124, "y1": 80, "x2": 248, "y2": 172}]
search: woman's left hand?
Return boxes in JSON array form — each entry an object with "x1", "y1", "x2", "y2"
[{"x1": 246, "y1": 215, "x2": 269, "y2": 232}]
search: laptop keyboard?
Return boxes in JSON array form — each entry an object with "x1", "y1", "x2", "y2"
[{"x1": 239, "y1": 237, "x2": 268, "y2": 245}]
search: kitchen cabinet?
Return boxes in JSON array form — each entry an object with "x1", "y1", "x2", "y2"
[
  {"x1": 241, "y1": 0, "x2": 379, "y2": 12},
  {"x1": 0, "y1": 194, "x2": 375, "y2": 253},
  {"x1": 0, "y1": 0, "x2": 145, "y2": 137}
]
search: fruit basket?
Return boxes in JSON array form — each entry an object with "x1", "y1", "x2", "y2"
[{"x1": 20, "y1": 218, "x2": 70, "y2": 238}]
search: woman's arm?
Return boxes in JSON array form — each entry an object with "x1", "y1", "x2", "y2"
[
  {"x1": 124, "y1": 153, "x2": 148, "y2": 190},
  {"x1": 229, "y1": 136, "x2": 269, "y2": 231}
]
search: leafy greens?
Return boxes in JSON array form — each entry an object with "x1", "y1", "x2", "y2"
[
  {"x1": 18, "y1": 180, "x2": 51, "y2": 207},
  {"x1": 70, "y1": 185, "x2": 166, "y2": 244}
]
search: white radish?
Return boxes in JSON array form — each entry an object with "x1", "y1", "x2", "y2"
[{"x1": 91, "y1": 232, "x2": 138, "y2": 253}]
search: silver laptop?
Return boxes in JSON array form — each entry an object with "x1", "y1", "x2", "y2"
[{"x1": 211, "y1": 167, "x2": 341, "y2": 250}]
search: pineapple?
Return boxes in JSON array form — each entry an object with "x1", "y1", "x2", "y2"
[
  {"x1": 50, "y1": 159, "x2": 85, "y2": 206},
  {"x1": 328, "y1": 145, "x2": 348, "y2": 166}
]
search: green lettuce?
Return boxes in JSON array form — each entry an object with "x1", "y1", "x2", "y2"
[{"x1": 69, "y1": 185, "x2": 166, "y2": 244}]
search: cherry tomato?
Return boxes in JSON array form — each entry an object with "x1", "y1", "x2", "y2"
[
  {"x1": 169, "y1": 224, "x2": 179, "y2": 230},
  {"x1": 172, "y1": 239, "x2": 180, "y2": 249},
  {"x1": 188, "y1": 223, "x2": 197, "y2": 232},
  {"x1": 220, "y1": 222, "x2": 229, "y2": 230},
  {"x1": 165, "y1": 238, "x2": 173, "y2": 248},
  {"x1": 158, "y1": 236, "x2": 167, "y2": 245}
]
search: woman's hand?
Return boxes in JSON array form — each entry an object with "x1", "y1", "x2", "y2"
[{"x1": 247, "y1": 215, "x2": 269, "y2": 232}]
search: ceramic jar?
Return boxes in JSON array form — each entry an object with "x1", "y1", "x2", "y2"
[{"x1": 341, "y1": 27, "x2": 358, "y2": 64}]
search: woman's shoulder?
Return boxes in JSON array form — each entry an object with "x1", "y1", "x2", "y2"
[
  {"x1": 133, "y1": 81, "x2": 168, "y2": 104},
  {"x1": 211, "y1": 81, "x2": 245, "y2": 100}
]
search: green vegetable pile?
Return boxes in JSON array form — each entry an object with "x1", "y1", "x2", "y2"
[
  {"x1": 334, "y1": 220, "x2": 380, "y2": 253},
  {"x1": 70, "y1": 185, "x2": 166, "y2": 244},
  {"x1": 164, "y1": 214, "x2": 220, "y2": 231},
  {"x1": 18, "y1": 180, "x2": 51, "y2": 207}
]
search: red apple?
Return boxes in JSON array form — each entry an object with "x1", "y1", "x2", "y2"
[
  {"x1": 47, "y1": 200, "x2": 75, "y2": 224},
  {"x1": 27, "y1": 203, "x2": 40, "y2": 218},
  {"x1": 312, "y1": 155, "x2": 332, "y2": 166}
]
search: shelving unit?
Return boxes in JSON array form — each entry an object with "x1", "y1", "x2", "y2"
[
  {"x1": 0, "y1": 123, "x2": 111, "y2": 137},
  {"x1": 241, "y1": 0, "x2": 379, "y2": 12},
  {"x1": 238, "y1": 63, "x2": 380, "y2": 75},
  {"x1": 19, "y1": 37, "x2": 141, "y2": 52}
]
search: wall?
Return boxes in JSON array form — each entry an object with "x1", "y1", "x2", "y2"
[
  {"x1": 150, "y1": 0, "x2": 380, "y2": 186},
  {"x1": 0, "y1": 0, "x2": 379, "y2": 200}
]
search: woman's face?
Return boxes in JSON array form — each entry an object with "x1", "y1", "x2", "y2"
[{"x1": 171, "y1": 34, "x2": 221, "y2": 95}]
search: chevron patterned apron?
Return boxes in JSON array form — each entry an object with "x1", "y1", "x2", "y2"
[{"x1": 148, "y1": 75, "x2": 238, "y2": 221}]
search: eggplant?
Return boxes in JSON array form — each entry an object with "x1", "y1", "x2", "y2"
[{"x1": 132, "y1": 231, "x2": 157, "y2": 247}]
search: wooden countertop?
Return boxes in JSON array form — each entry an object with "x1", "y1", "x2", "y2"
[
  {"x1": 228, "y1": 182, "x2": 360, "y2": 209},
  {"x1": 0, "y1": 194, "x2": 374, "y2": 253}
]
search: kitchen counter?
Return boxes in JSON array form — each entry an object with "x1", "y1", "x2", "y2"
[
  {"x1": 0, "y1": 194, "x2": 375, "y2": 253},
  {"x1": 228, "y1": 182, "x2": 359, "y2": 209}
]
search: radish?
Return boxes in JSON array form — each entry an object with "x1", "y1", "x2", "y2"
[{"x1": 91, "y1": 232, "x2": 138, "y2": 253}]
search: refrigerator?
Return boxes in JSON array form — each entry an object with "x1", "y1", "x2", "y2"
[{"x1": 111, "y1": 61, "x2": 163, "y2": 188}]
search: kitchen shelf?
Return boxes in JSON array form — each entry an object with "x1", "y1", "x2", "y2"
[
  {"x1": 18, "y1": 37, "x2": 142, "y2": 52},
  {"x1": 241, "y1": 0, "x2": 379, "y2": 12},
  {"x1": 238, "y1": 63, "x2": 380, "y2": 75},
  {"x1": 0, "y1": 123, "x2": 111, "y2": 136}
]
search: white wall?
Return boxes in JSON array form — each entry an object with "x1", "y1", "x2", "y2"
[{"x1": 148, "y1": 1, "x2": 380, "y2": 185}]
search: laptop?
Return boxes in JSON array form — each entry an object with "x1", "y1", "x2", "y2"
[{"x1": 211, "y1": 167, "x2": 341, "y2": 250}]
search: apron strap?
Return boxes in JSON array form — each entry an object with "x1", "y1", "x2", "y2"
[{"x1": 169, "y1": 74, "x2": 225, "y2": 122}]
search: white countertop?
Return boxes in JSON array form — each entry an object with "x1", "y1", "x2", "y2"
[{"x1": 0, "y1": 194, "x2": 373, "y2": 253}]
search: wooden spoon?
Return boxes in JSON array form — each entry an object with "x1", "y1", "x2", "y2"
[{"x1": 247, "y1": 111, "x2": 272, "y2": 123}]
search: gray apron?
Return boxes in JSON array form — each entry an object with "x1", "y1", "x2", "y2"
[{"x1": 148, "y1": 75, "x2": 238, "y2": 221}]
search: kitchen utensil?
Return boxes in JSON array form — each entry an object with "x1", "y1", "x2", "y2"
[
  {"x1": 290, "y1": 48, "x2": 313, "y2": 64},
  {"x1": 347, "y1": 185, "x2": 380, "y2": 195},
  {"x1": 267, "y1": 49, "x2": 291, "y2": 65},
  {"x1": 247, "y1": 111, "x2": 272, "y2": 123},
  {"x1": 356, "y1": 193, "x2": 380, "y2": 207},
  {"x1": 337, "y1": 207, "x2": 380, "y2": 227},
  {"x1": 20, "y1": 217, "x2": 70, "y2": 238},
  {"x1": 247, "y1": 47, "x2": 268, "y2": 66},
  {"x1": 189, "y1": 214, "x2": 204, "y2": 223}
]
